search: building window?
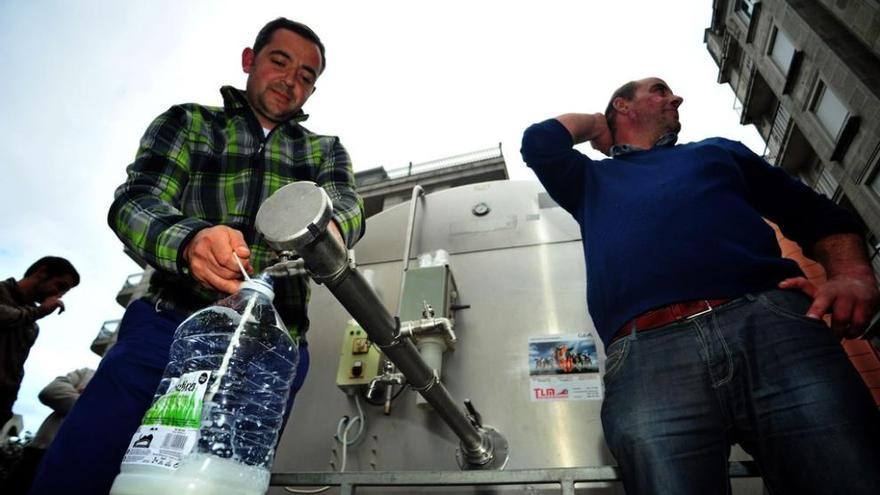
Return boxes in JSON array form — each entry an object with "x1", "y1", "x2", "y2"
[
  {"x1": 811, "y1": 81, "x2": 849, "y2": 141},
  {"x1": 737, "y1": 0, "x2": 758, "y2": 21},
  {"x1": 869, "y1": 170, "x2": 880, "y2": 199},
  {"x1": 816, "y1": 165, "x2": 839, "y2": 199},
  {"x1": 768, "y1": 26, "x2": 796, "y2": 75}
]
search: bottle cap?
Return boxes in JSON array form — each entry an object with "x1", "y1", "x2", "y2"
[{"x1": 240, "y1": 276, "x2": 275, "y2": 299}]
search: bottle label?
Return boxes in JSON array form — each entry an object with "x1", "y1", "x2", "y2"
[{"x1": 120, "y1": 370, "x2": 211, "y2": 470}]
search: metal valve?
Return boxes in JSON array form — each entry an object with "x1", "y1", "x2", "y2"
[{"x1": 464, "y1": 399, "x2": 483, "y2": 429}]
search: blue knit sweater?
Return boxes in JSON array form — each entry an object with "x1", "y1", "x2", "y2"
[{"x1": 521, "y1": 119, "x2": 861, "y2": 345}]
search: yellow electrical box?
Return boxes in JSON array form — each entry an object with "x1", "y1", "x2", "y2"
[{"x1": 336, "y1": 320, "x2": 382, "y2": 394}]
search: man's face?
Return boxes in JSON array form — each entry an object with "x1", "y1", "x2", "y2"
[
  {"x1": 625, "y1": 77, "x2": 684, "y2": 134},
  {"x1": 242, "y1": 29, "x2": 322, "y2": 130},
  {"x1": 35, "y1": 273, "x2": 76, "y2": 302}
]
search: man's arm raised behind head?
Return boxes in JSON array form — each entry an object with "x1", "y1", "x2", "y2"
[
  {"x1": 555, "y1": 113, "x2": 613, "y2": 155},
  {"x1": 520, "y1": 115, "x2": 608, "y2": 215}
]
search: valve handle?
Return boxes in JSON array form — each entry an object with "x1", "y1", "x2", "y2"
[
  {"x1": 463, "y1": 399, "x2": 483, "y2": 428},
  {"x1": 422, "y1": 301, "x2": 435, "y2": 319}
]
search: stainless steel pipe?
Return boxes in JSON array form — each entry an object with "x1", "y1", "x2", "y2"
[
  {"x1": 397, "y1": 185, "x2": 425, "y2": 316},
  {"x1": 255, "y1": 182, "x2": 507, "y2": 470}
]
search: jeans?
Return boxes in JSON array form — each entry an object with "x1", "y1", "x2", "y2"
[
  {"x1": 600, "y1": 289, "x2": 880, "y2": 494},
  {"x1": 6, "y1": 446, "x2": 45, "y2": 495},
  {"x1": 29, "y1": 299, "x2": 310, "y2": 495}
]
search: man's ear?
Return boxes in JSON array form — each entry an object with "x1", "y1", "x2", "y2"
[
  {"x1": 31, "y1": 265, "x2": 49, "y2": 282},
  {"x1": 612, "y1": 97, "x2": 629, "y2": 116},
  {"x1": 241, "y1": 47, "x2": 255, "y2": 74}
]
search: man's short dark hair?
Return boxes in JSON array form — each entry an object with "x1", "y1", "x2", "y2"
[
  {"x1": 253, "y1": 17, "x2": 326, "y2": 73},
  {"x1": 604, "y1": 80, "x2": 639, "y2": 138},
  {"x1": 25, "y1": 256, "x2": 80, "y2": 285}
]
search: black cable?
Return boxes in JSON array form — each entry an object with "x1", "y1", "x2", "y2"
[
  {"x1": 362, "y1": 390, "x2": 385, "y2": 406},
  {"x1": 389, "y1": 382, "x2": 407, "y2": 401}
]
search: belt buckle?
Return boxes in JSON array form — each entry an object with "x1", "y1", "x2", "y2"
[{"x1": 685, "y1": 300, "x2": 714, "y2": 320}]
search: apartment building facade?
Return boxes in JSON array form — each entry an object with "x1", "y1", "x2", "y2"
[{"x1": 705, "y1": 0, "x2": 880, "y2": 260}]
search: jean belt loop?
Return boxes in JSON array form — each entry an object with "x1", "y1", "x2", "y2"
[
  {"x1": 153, "y1": 288, "x2": 165, "y2": 313},
  {"x1": 629, "y1": 321, "x2": 638, "y2": 340},
  {"x1": 686, "y1": 301, "x2": 714, "y2": 320}
]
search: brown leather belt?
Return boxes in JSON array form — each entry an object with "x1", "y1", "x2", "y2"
[{"x1": 611, "y1": 298, "x2": 732, "y2": 344}]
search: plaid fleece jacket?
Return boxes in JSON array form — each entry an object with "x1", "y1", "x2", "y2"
[{"x1": 108, "y1": 86, "x2": 365, "y2": 335}]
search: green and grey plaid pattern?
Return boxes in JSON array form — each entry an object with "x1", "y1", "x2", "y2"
[{"x1": 108, "y1": 86, "x2": 365, "y2": 336}]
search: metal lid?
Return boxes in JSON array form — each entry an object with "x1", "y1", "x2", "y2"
[{"x1": 255, "y1": 182, "x2": 333, "y2": 252}]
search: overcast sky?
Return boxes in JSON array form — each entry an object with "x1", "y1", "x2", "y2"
[{"x1": 0, "y1": 0, "x2": 763, "y2": 431}]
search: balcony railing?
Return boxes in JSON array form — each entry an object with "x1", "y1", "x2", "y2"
[
  {"x1": 122, "y1": 272, "x2": 143, "y2": 290},
  {"x1": 386, "y1": 145, "x2": 503, "y2": 180},
  {"x1": 91, "y1": 319, "x2": 120, "y2": 356},
  {"x1": 764, "y1": 103, "x2": 790, "y2": 164}
]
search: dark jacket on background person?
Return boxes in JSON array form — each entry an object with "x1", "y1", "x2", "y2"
[{"x1": 0, "y1": 278, "x2": 41, "y2": 424}]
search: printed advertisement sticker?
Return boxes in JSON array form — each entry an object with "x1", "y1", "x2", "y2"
[{"x1": 528, "y1": 333, "x2": 602, "y2": 401}]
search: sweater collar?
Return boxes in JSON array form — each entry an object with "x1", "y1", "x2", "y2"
[{"x1": 610, "y1": 132, "x2": 678, "y2": 157}]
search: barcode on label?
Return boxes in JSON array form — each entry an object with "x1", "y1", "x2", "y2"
[{"x1": 161, "y1": 433, "x2": 189, "y2": 450}]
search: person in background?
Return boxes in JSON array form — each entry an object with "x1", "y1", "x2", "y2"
[
  {"x1": 6, "y1": 368, "x2": 94, "y2": 494},
  {"x1": 521, "y1": 76, "x2": 880, "y2": 493},
  {"x1": 31, "y1": 18, "x2": 364, "y2": 494},
  {"x1": 0, "y1": 257, "x2": 79, "y2": 428}
]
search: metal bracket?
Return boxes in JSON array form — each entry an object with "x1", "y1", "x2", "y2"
[{"x1": 409, "y1": 370, "x2": 440, "y2": 393}]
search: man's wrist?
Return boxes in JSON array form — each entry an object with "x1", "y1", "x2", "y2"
[
  {"x1": 175, "y1": 222, "x2": 212, "y2": 276},
  {"x1": 181, "y1": 241, "x2": 194, "y2": 276},
  {"x1": 839, "y1": 274, "x2": 877, "y2": 289},
  {"x1": 827, "y1": 265, "x2": 876, "y2": 284}
]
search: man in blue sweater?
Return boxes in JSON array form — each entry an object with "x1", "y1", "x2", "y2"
[{"x1": 521, "y1": 77, "x2": 880, "y2": 494}]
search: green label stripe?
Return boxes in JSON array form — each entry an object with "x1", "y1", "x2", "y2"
[
  {"x1": 142, "y1": 392, "x2": 202, "y2": 428},
  {"x1": 142, "y1": 370, "x2": 210, "y2": 429}
]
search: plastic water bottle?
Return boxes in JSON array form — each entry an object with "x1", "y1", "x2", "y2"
[{"x1": 110, "y1": 274, "x2": 298, "y2": 495}]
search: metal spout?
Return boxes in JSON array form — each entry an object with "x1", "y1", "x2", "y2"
[{"x1": 255, "y1": 181, "x2": 508, "y2": 470}]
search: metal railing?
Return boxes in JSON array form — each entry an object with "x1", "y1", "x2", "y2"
[
  {"x1": 272, "y1": 462, "x2": 761, "y2": 495},
  {"x1": 763, "y1": 102, "x2": 790, "y2": 164},
  {"x1": 96, "y1": 319, "x2": 120, "y2": 337},
  {"x1": 91, "y1": 319, "x2": 121, "y2": 357},
  {"x1": 122, "y1": 272, "x2": 144, "y2": 290},
  {"x1": 386, "y1": 145, "x2": 503, "y2": 180}
]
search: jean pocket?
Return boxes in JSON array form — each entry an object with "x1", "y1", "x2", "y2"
[
  {"x1": 756, "y1": 290, "x2": 827, "y2": 326},
  {"x1": 603, "y1": 338, "x2": 630, "y2": 381}
]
